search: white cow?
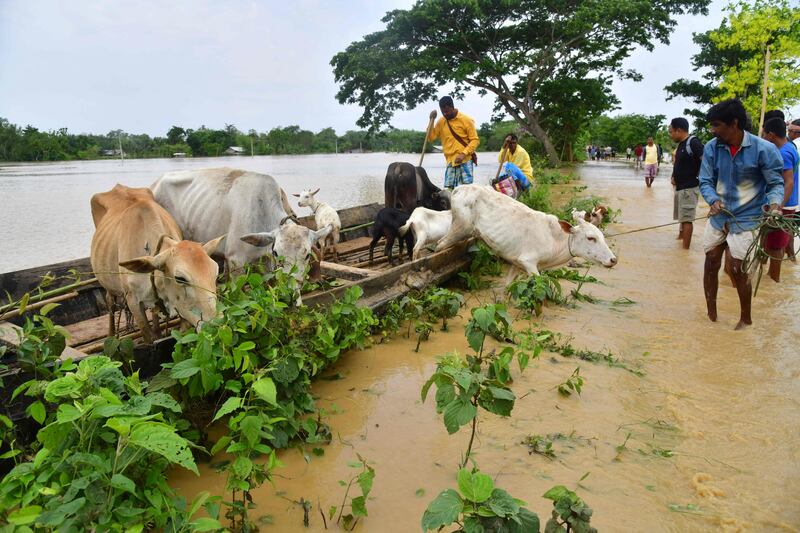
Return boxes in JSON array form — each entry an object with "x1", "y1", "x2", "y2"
[
  {"x1": 398, "y1": 207, "x2": 452, "y2": 260},
  {"x1": 436, "y1": 185, "x2": 617, "y2": 274},
  {"x1": 294, "y1": 188, "x2": 341, "y2": 260},
  {"x1": 151, "y1": 168, "x2": 330, "y2": 302}
]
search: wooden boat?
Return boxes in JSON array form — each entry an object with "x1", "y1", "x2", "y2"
[{"x1": 0, "y1": 203, "x2": 471, "y2": 417}]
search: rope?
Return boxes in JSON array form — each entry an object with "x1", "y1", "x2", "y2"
[{"x1": 605, "y1": 216, "x2": 708, "y2": 238}]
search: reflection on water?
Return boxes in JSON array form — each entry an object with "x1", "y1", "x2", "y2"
[
  {"x1": 170, "y1": 162, "x2": 800, "y2": 532},
  {"x1": 0, "y1": 152, "x2": 501, "y2": 272}
]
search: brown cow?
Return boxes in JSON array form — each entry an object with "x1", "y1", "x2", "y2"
[{"x1": 90, "y1": 184, "x2": 224, "y2": 344}]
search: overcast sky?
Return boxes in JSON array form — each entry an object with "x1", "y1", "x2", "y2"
[{"x1": 0, "y1": 0, "x2": 762, "y2": 137}]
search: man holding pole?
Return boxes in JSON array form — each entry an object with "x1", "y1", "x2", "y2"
[
  {"x1": 427, "y1": 96, "x2": 480, "y2": 189},
  {"x1": 497, "y1": 133, "x2": 534, "y2": 190}
]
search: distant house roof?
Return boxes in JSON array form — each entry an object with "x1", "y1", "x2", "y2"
[{"x1": 224, "y1": 146, "x2": 245, "y2": 155}]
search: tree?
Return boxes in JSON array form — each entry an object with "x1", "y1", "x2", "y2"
[
  {"x1": 167, "y1": 126, "x2": 186, "y2": 144},
  {"x1": 331, "y1": 0, "x2": 709, "y2": 166},
  {"x1": 586, "y1": 114, "x2": 666, "y2": 151},
  {"x1": 666, "y1": 0, "x2": 800, "y2": 131}
]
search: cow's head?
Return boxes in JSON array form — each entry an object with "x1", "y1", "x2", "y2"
[
  {"x1": 429, "y1": 189, "x2": 451, "y2": 211},
  {"x1": 119, "y1": 235, "x2": 225, "y2": 329},
  {"x1": 571, "y1": 206, "x2": 608, "y2": 227},
  {"x1": 294, "y1": 188, "x2": 321, "y2": 209},
  {"x1": 558, "y1": 218, "x2": 617, "y2": 268},
  {"x1": 240, "y1": 221, "x2": 332, "y2": 304}
]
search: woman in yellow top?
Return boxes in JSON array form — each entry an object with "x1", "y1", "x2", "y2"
[
  {"x1": 427, "y1": 96, "x2": 480, "y2": 189},
  {"x1": 498, "y1": 134, "x2": 533, "y2": 182}
]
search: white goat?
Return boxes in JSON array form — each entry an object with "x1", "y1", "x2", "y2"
[
  {"x1": 294, "y1": 188, "x2": 341, "y2": 260},
  {"x1": 398, "y1": 207, "x2": 452, "y2": 260}
]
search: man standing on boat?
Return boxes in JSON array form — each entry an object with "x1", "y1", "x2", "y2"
[
  {"x1": 699, "y1": 98, "x2": 783, "y2": 330},
  {"x1": 428, "y1": 96, "x2": 480, "y2": 189}
]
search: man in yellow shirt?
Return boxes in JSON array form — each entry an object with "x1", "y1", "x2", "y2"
[
  {"x1": 427, "y1": 96, "x2": 480, "y2": 189},
  {"x1": 498, "y1": 133, "x2": 534, "y2": 187},
  {"x1": 643, "y1": 136, "x2": 659, "y2": 188}
]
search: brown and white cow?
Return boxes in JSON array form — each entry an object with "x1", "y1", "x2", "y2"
[{"x1": 90, "y1": 184, "x2": 224, "y2": 343}]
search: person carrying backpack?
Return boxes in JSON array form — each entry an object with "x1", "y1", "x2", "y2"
[{"x1": 669, "y1": 118, "x2": 703, "y2": 249}]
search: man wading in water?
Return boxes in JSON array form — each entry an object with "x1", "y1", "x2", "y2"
[
  {"x1": 699, "y1": 98, "x2": 784, "y2": 330},
  {"x1": 669, "y1": 117, "x2": 703, "y2": 249},
  {"x1": 643, "y1": 137, "x2": 659, "y2": 187},
  {"x1": 428, "y1": 96, "x2": 480, "y2": 189}
]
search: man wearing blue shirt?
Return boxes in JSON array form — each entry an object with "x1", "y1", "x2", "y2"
[
  {"x1": 763, "y1": 117, "x2": 798, "y2": 282},
  {"x1": 699, "y1": 99, "x2": 784, "y2": 330}
]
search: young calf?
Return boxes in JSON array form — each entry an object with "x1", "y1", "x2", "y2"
[
  {"x1": 571, "y1": 205, "x2": 608, "y2": 227},
  {"x1": 294, "y1": 188, "x2": 341, "y2": 260},
  {"x1": 398, "y1": 207, "x2": 452, "y2": 260},
  {"x1": 369, "y1": 208, "x2": 414, "y2": 265}
]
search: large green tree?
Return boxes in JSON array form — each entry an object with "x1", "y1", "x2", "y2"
[
  {"x1": 331, "y1": 0, "x2": 708, "y2": 166},
  {"x1": 666, "y1": 0, "x2": 800, "y2": 131}
]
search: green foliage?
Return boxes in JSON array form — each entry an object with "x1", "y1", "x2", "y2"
[
  {"x1": 421, "y1": 468, "x2": 540, "y2": 532},
  {"x1": 507, "y1": 274, "x2": 566, "y2": 316},
  {"x1": 557, "y1": 368, "x2": 585, "y2": 397},
  {"x1": 379, "y1": 287, "x2": 464, "y2": 349},
  {"x1": 524, "y1": 434, "x2": 559, "y2": 460},
  {"x1": 532, "y1": 329, "x2": 644, "y2": 376},
  {"x1": 332, "y1": 0, "x2": 709, "y2": 165},
  {"x1": 517, "y1": 184, "x2": 554, "y2": 214},
  {"x1": 0, "y1": 356, "x2": 216, "y2": 531},
  {"x1": 458, "y1": 241, "x2": 504, "y2": 290},
  {"x1": 584, "y1": 114, "x2": 668, "y2": 152},
  {"x1": 666, "y1": 0, "x2": 800, "y2": 132},
  {"x1": 536, "y1": 169, "x2": 576, "y2": 185},
  {"x1": 328, "y1": 455, "x2": 375, "y2": 530},
  {"x1": 542, "y1": 486, "x2": 596, "y2": 533},
  {"x1": 0, "y1": 117, "x2": 436, "y2": 162}
]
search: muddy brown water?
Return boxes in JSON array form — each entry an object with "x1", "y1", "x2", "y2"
[{"x1": 170, "y1": 161, "x2": 800, "y2": 532}]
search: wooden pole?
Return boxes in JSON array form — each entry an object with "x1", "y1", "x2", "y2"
[
  {"x1": 758, "y1": 45, "x2": 771, "y2": 135},
  {"x1": 419, "y1": 116, "x2": 435, "y2": 167},
  {"x1": 494, "y1": 145, "x2": 509, "y2": 181}
]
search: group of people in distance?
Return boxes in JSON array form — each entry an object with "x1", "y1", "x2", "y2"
[
  {"x1": 423, "y1": 95, "x2": 798, "y2": 331},
  {"x1": 667, "y1": 98, "x2": 797, "y2": 330}
]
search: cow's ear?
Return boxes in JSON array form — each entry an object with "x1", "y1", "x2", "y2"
[
  {"x1": 241, "y1": 231, "x2": 276, "y2": 247},
  {"x1": 160, "y1": 236, "x2": 178, "y2": 250},
  {"x1": 120, "y1": 254, "x2": 165, "y2": 273},
  {"x1": 203, "y1": 235, "x2": 226, "y2": 256},
  {"x1": 310, "y1": 224, "x2": 333, "y2": 244},
  {"x1": 558, "y1": 220, "x2": 574, "y2": 234}
]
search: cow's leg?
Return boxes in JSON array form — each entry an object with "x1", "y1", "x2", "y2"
[
  {"x1": 127, "y1": 296, "x2": 154, "y2": 344},
  {"x1": 151, "y1": 307, "x2": 162, "y2": 340},
  {"x1": 385, "y1": 235, "x2": 395, "y2": 265},
  {"x1": 412, "y1": 230, "x2": 425, "y2": 260},
  {"x1": 436, "y1": 222, "x2": 471, "y2": 251},
  {"x1": 368, "y1": 232, "x2": 382, "y2": 265},
  {"x1": 405, "y1": 233, "x2": 414, "y2": 261},
  {"x1": 330, "y1": 230, "x2": 339, "y2": 261},
  {"x1": 105, "y1": 291, "x2": 116, "y2": 337}
]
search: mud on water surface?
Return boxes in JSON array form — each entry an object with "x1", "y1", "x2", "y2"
[{"x1": 170, "y1": 162, "x2": 800, "y2": 532}]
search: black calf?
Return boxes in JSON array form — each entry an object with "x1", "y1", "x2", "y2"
[{"x1": 369, "y1": 208, "x2": 414, "y2": 265}]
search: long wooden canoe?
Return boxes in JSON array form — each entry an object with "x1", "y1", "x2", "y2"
[{"x1": 0, "y1": 203, "x2": 471, "y2": 418}]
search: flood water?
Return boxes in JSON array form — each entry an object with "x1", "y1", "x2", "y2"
[
  {"x1": 0, "y1": 152, "x2": 470, "y2": 273},
  {"x1": 168, "y1": 161, "x2": 800, "y2": 532}
]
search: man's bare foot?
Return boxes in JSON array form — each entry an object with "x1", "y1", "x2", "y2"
[
  {"x1": 734, "y1": 319, "x2": 751, "y2": 330},
  {"x1": 707, "y1": 309, "x2": 717, "y2": 322}
]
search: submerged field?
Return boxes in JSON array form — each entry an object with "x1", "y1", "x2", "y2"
[{"x1": 166, "y1": 162, "x2": 800, "y2": 532}]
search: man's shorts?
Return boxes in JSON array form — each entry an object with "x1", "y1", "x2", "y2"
[
  {"x1": 702, "y1": 222, "x2": 755, "y2": 260},
  {"x1": 673, "y1": 187, "x2": 699, "y2": 222},
  {"x1": 645, "y1": 163, "x2": 657, "y2": 178},
  {"x1": 444, "y1": 161, "x2": 474, "y2": 189},
  {"x1": 764, "y1": 208, "x2": 796, "y2": 249}
]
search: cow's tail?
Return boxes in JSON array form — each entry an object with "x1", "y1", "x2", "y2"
[{"x1": 398, "y1": 220, "x2": 412, "y2": 237}]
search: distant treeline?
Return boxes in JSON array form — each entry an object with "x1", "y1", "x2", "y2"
[{"x1": 0, "y1": 120, "x2": 421, "y2": 162}]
